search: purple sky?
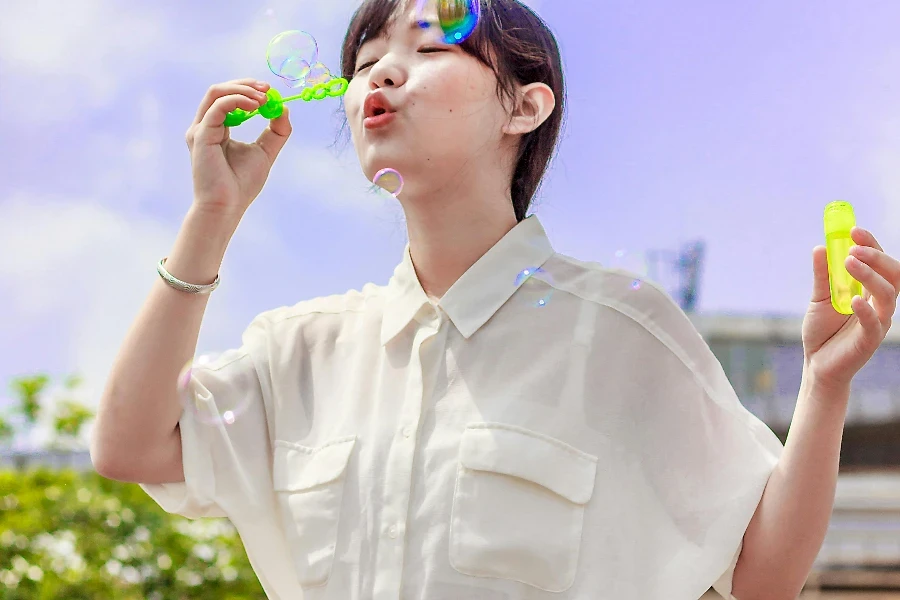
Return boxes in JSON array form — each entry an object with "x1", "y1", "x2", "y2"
[{"x1": 1, "y1": 0, "x2": 899, "y2": 425}]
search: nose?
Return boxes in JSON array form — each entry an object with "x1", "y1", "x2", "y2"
[{"x1": 368, "y1": 59, "x2": 405, "y2": 91}]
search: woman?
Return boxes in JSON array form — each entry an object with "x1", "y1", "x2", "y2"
[{"x1": 91, "y1": 0, "x2": 900, "y2": 598}]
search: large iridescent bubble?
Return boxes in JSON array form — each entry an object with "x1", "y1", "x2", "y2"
[
  {"x1": 416, "y1": 0, "x2": 481, "y2": 45},
  {"x1": 267, "y1": 30, "x2": 319, "y2": 89}
]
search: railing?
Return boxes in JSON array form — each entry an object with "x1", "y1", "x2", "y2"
[
  {"x1": 805, "y1": 471, "x2": 900, "y2": 593},
  {"x1": 741, "y1": 389, "x2": 900, "y2": 430},
  {"x1": 0, "y1": 449, "x2": 94, "y2": 472}
]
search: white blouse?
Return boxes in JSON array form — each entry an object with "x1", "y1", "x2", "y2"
[{"x1": 141, "y1": 215, "x2": 784, "y2": 600}]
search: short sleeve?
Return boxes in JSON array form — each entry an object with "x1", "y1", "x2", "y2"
[
  {"x1": 615, "y1": 282, "x2": 785, "y2": 598},
  {"x1": 711, "y1": 538, "x2": 743, "y2": 599},
  {"x1": 139, "y1": 314, "x2": 273, "y2": 519}
]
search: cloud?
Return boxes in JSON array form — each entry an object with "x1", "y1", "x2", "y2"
[
  {"x1": 870, "y1": 117, "x2": 900, "y2": 247},
  {"x1": 277, "y1": 143, "x2": 399, "y2": 214},
  {"x1": 0, "y1": 191, "x2": 265, "y2": 415},
  {"x1": 0, "y1": 0, "x2": 167, "y2": 123}
]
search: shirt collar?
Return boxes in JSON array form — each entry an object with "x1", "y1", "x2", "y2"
[{"x1": 380, "y1": 215, "x2": 555, "y2": 346}]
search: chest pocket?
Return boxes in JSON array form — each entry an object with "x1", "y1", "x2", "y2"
[
  {"x1": 450, "y1": 423, "x2": 598, "y2": 593},
  {"x1": 273, "y1": 436, "x2": 356, "y2": 588}
]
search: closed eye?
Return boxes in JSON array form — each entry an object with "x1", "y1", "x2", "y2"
[
  {"x1": 355, "y1": 60, "x2": 377, "y2": 75},
  {"x1": 355, "y1": 47, "x2": 448, "y2": 75}
]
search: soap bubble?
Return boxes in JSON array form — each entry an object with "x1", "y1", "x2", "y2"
[
  {"x1": 373, "y1": 168, "x2": 404, "y2": 197},
  {"x1": 177, "y1": 352, "x2": 255, "y2": 426},
  {"x1": 267, "y1": 30, "x2": 318, "y2": 87},
  {"x1": 304, "y1": 62, "x2": 333, "y2": 87},
  {"x1": 514, "y1": 266, "x2": 554, "y2": 308},
  {"x1": 610, "y1": 249, "x2": 650, "y2": 290},
  {"x1": 416, "y1": 0, "x2": 481, "y2": 45}
]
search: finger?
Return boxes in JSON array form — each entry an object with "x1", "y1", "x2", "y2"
[
  {"x1": 851, "y1": 293, "x2": 884, "y2": 348},
  {"x1": 849, "y1": 244, "x2": 900, "y2": 293},
  {"x1": 811, "y1": 245, "x2": 831, "y2": 303},
  {"x1": 197, "y1": 94, "x2": 266, "y2": 137},
  {"x1": 256, "y1": 104, "x2": 292, "y2": 163},
  {"x1": 846, "y1": 254, "x2": 897, "y2": 325},
  {"x1": 851, "y1": 226, "x2": 884, "y2": 252},
  {"x1": 192, "y1": 80, "x2": 270, "y2": 127}
]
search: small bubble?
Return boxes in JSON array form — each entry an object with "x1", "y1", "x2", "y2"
[
  {"x1": 304, "y1": 62, "x2": 332, "y2": 87},
  {"x1": 514, "y1": 266, "x2": 554, "y2": 308},
  {"x1": 611, "y1": 249, "x2": 649, "y2": 290},
  {"x1": 178, "y1": 352, "x2": 254, "y2": 426},
  {"x1": 373, "y1": 168, "x2": 404, "y2": 198}
]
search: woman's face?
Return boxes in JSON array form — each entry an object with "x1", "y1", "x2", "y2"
[{"x1": 344, "y1": 1, "x2": 511, "y2": 191}]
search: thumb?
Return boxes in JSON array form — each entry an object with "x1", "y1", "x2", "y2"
[
  {"x1": 256, "y1": 104, "x2": 292, "y2": 163},
  {"x1": 811, "y1": 245, "x2": 832, "y2": 303}
]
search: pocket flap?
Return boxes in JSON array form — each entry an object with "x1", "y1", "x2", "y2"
[
  {"x1": 273, "y1": 436, "x2": 357, "y2": 492},
  {"x1": 459, "y1": 424, "x2": 598, "y2": 505}
]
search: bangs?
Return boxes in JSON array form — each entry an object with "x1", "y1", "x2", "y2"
[{"x1": 340, "y1": 0, "x2": 495, "y2": 82}]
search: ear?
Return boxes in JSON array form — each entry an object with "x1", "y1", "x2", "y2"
[{"x1": 502, "y1": 82, "x2": 556, "y2": 136}]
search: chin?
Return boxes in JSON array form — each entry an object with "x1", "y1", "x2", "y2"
[{"x1": 361, "y1": 147, "x2": 417, "y2": 182}]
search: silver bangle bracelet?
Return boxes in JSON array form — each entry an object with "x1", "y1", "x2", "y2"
[{"x1": 157, "y1": 257, "x2": 220, "y2": 294}]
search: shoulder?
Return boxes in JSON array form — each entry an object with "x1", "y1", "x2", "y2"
[
  {"x1": 241, "y1": 281, "x2": 387, "y2": 346},
  {"x1": 549, "y1": 252, "x2": 720, "y2": 391}
]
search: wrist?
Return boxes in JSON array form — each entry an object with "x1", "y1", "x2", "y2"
[
  {"x1": 801, "y1": 368, "x2": 852, "y2": 411},
  {"x1": 164, "y1": 209, "x2": 239, "y2": 286},
  {"x1": 185, "y1": 205, "x2": 243, "y2": 239}
]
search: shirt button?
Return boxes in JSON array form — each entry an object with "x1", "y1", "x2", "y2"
[
  {"x1": 388, "y1": 525, "x2": 398, "y2": 539},
  {"x1": 402, "y1": 426, "x2": 412, "y2": 438}
]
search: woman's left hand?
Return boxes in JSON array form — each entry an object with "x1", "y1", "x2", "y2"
[{"x1": 802, "y1": 227, "x2": 900, "y2": 392}]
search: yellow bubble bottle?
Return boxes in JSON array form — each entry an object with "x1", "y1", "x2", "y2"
[{"x1": 824, "y1": 201, "x2": 862, "y2": 315}]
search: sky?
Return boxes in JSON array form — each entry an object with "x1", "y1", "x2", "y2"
[{"x1": 1, "y1": 0, "x2": 899, "y2": 437}]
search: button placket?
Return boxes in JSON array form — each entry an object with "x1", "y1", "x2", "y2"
[{"x1": 372, "y1": 320, "x2": 437, "y2": 600}]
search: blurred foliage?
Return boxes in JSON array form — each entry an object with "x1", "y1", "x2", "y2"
[
  {"x1": 9, "y1": 375, "x2": 49, "y2": 425},
  {"x1": 0, "y1": 373, "x2": 266, "y2": 597},
  {"x1": 2, "y1": 374, "x2": 95, "y2": 450},
  {"x1": 0, "y1": 468, "x2": 265, "y2": 599}
]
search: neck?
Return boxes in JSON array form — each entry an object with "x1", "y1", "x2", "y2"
[{"x1": 400, "y1": 172, "x2": 518, "y2": 302}]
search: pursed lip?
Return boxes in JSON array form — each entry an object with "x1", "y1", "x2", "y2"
[
  {"x1": 363, "y1": 90, "x2": 398, "y2": 121},
  {"x1": 364, "y1": 112, "x2": 397, "y2": 130}
]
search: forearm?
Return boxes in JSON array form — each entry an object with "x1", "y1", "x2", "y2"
[
  {"x1": 731, "y1": 370, "x2": 850, "y2": 600},
  {"x1": 91, "y1": 207, "x2": 240, "y2": 472}
]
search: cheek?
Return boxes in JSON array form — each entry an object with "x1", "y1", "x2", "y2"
[
  {"x1": 412, "y1": 63, "x2": 494, "y2": 116},
  {"x1": 343, "y1": 83, "x2": 362, "y2": 115}
]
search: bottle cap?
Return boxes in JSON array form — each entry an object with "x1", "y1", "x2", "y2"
[{"x1": 824, "y1": 201, "x2": 855, "y2": 236}]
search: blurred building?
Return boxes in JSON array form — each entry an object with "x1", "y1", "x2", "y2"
[
  {"x1": 690, "y1": 312, "x2": 900, "y2": 470},
  {"x1": 690, "y1": 312, "x2": 900, "y2": 593}
]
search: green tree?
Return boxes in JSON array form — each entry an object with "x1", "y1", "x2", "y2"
[
  {"x1": 2, "y1": 373, "x2": 95, "y2": 457},
  {"x1": 0, "y1": 372, "x2": 266, "y2": 598}
]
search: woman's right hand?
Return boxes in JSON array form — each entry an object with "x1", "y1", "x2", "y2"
[{"x1": 185, "y1": 78, "x2": 293, "y2": 221}]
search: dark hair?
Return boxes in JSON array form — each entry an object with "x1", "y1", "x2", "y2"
[{"x1": 339, "y1": 0, "x2": 567, "y2": 222}]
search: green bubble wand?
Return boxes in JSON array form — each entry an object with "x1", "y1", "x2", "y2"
[{"x1": 223, "y1": 76, "x2": 349, "y2": 127}]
